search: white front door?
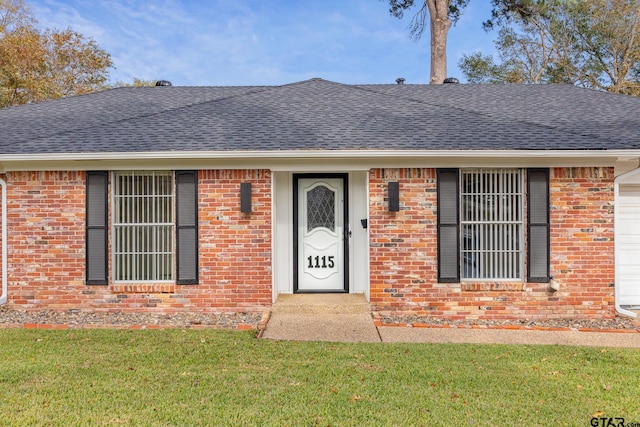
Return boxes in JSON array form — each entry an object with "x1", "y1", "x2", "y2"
[{"x1": 295, "y1": 175, "x2": 348, "y2": 292}]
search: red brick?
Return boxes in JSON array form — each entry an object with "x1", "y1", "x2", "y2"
[
  {"x1": 368, "y1": 167, "x2": 616, "y2": 321},
  {"x1": 5, "y1": 170, "x2": 272, "y2": 315},
  {"x1": 2, "y1": 167, "x2": 619, "y2": 321}
]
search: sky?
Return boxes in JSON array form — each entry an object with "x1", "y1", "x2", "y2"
[{"x1": 28, "y1": 0, "x2": 499, "y2": 86}]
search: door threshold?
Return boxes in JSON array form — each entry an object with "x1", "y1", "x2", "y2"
[{"x1": 294, "y1": 290, "x2": 349, "y2": 294}]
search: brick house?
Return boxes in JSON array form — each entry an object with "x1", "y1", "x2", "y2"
[{"x1": 0, "y1": 78, "x2": 638, "y2": 320}]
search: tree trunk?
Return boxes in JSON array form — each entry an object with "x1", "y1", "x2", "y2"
[{"x1": 427, "y1": 0, "x2": 452, "y2": 84}]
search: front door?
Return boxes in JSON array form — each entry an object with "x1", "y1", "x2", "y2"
[{"x1": 294, "y1": 174, "x2": 348, "y2": 292}]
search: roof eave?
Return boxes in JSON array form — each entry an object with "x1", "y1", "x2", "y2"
[{"x1": 0, "y1": 149, "x2": 638, "y2": 172}]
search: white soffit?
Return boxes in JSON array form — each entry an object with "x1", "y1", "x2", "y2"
[{"x1": 617, "y1": 166, "x2": 640, "y2": 185}]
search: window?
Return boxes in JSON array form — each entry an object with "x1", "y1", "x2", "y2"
[
  {"x1": 85, "y1": 170, "x2": 198, "y2": 285},
  {"x1": 113, "y1": 171, "x2": 175, "y2": 282},
  {"x1": 437, "y1": 168, "x2": 549, "y2": 283},
  {"x1": 306, "y1": 184, "x2": 336, "y2": 232},
  {"x1": 460, "y1": 169, "x2": 523, "y2": 280}
]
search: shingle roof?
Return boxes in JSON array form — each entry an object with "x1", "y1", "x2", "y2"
[{"x1": 0, "y1": 78, "x2": 638, "y2": 155}]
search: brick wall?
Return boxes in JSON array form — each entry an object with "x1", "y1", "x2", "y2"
[
  {"x1": 185, "y1": 169, "x2": 272, "y2": 312},
  {"x1": 4, "y1": 170, "x2": 272, "y2": 314},
  {"x1": 7, "y1": 172, "x2": 87, "y2": 308},
  {"x1": 546, "y1": 167, "x2": 615, "y2": 318},
  {"x1": 369, "y1": 167, "x2": 616, "y2": 320},
  {"x1": 3, "y1": 166, "x2": 616, "y2": 319}
]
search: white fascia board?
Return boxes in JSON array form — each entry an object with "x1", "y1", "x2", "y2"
[
  {"x1": 0, "y1": 150, "x2": 638, "y2": 172},
  {"x1": 1, "y1": 149, "x2": 640, "y2": 161}
]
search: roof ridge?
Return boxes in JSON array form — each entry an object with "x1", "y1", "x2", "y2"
[{"x1": 276, "y1": 77, "x2": 346, "y2": 88}]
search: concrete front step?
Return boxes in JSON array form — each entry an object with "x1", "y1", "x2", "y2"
[
  {"x1": 270, "y1": 293, "x2": 371, "y2": 315},
  {"x1": 262, "y1": 293, "x2": 381, "y2": 342}
]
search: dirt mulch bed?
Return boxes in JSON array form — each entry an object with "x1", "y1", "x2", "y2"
[
  {"x1": 0, "y1": 306, "x2": 266, "y2": 330},
  {"x1": 2, "y1": 306, "x2": 639, "y2": 333},
  {"x1": 376, "y1": 314, "x2": 640, "y2": 332}
]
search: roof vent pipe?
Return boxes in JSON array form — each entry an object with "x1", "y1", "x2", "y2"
[
  {"x1": 443, "y1": 77, "x2": 459, "y2": 84},
  {"x1": 396, "y1": 77, "x2": 405, "y2": 85},
  {"x1": 155, "y1": 80, "x2": 172, "y2": 86}
]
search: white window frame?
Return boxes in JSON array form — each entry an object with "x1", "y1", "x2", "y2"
[
  {"x1": 112, "y1": 171, "x2": 175, "y2": 283},
  {"x1": 460, "y1": 169, "x2": 524, "y2": 281}
]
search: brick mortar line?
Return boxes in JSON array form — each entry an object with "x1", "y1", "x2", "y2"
[
  {"x1": 373, "y1": 320, "x2": 640, "y2": 333},
  {"x1": 0, "y1": 323, "x2": 260, "y2": 331}
]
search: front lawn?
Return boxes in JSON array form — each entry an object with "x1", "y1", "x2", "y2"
[{"x1": 0, "y1": 329, "x2": 638, "y2": 426}]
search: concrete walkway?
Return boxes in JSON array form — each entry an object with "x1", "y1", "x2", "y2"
[{"x1": 261, "y1": 294, "x2": 640, "y2": 348}]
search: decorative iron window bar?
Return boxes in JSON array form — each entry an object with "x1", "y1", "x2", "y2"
[
  {"x1": 460, "y1": 169, "x2": 524, "y2": 280},
  {"x1": 113, "y1": 171, "x2": 175, "y2": 282}
]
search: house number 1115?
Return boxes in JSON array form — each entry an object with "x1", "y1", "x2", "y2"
[{"x1": 307, "y1": 255, "x2": 335, "y2": 269}]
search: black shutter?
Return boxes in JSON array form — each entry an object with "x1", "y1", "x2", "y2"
[
  {"x1": 527, "y1": 168, "x2": 550, "y2": 282},
  {"x1": 176, "y1": 171, "x2": 199, "y2": 284},
  {"x1": 86, "y1": 171, "x2": 108, "y2": 285},
  {"x1": 437, "y1": 169, "x2": 460, "y2": 282},
  {"x1": 388, "y1": 181, "x2": 400, "y2": 212},
  {"x1": 240, "y1": 182, "x2": 252, "y2": 213}
]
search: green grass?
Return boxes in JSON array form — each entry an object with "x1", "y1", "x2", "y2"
[{"x1": 0, "y1": 330, "x2": 639, "y2": 426}]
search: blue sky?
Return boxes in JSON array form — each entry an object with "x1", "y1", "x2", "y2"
[{"x1": 29, "y1": 0, "x2": 498, "y2": 86}]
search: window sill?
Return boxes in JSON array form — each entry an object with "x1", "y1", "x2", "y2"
[
  {"x1": 111, "y1": 284, "x2": 175, "y2": 294},
  {"x1": 461, "y1": 282, "x2": 525, "y2": 292}
]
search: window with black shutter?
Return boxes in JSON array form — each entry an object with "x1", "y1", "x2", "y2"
[
  {"x1": 85, "y1": 170, "x2": 199, "y2": 285},
  {"x1": 437, "y1": 168, "x2": 547, "y2": 283}
]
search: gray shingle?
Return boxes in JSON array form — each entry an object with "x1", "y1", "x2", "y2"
[{"x1": 0, "y1": 78, "x2": 637, "y2": 155}]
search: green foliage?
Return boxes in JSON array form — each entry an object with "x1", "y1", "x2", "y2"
[
  {"x1": 458, "y1": 52, "x2": 525, "y2": 83},
  {"x1": 112, "y1": 78, "x2": 157, "y2": 87},
  {"x1": 484, "y1": 0, "x2": 548, "y2": 31},
  {"x1": 460, "y1": 0, "x2": 640, "y2": 95},
  {"x1": 0, "y1": 0, "x2": 112, "y2": 108},
  {"x1": 1, "y1": 329, "x2": 639, "y2": 425},
  {"x1": 387, "y1": 0, "x2": 470, "y2": 22}
]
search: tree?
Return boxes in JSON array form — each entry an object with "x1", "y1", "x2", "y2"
[
  {"x1": 387, "y1": 0, "x2": 470, "y2": 84},
  {"x1": 386, "y1": 0, "x2": 546, "y2": 84},
  {"x1": 459, "y1": 0, "x2": 640, "y2": 95},
  {"x1": 0, "y1": 0, "x2": 33, "y2": 32},
  {"x1": 482, "y1": 0, "x2": 550, "y2": 31},
  {"x1": 113, "y1": 78, "x2": 157, "y2": 87},
  {"x1": 0, "y1": 0, "x2": 112, "y2": 108},
  {"x1": 458, "y1": 51, "x2": 526, "y2": 84},
  {"x1": 460, "y1": 6, "x2": 564, "y2": 85}
]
